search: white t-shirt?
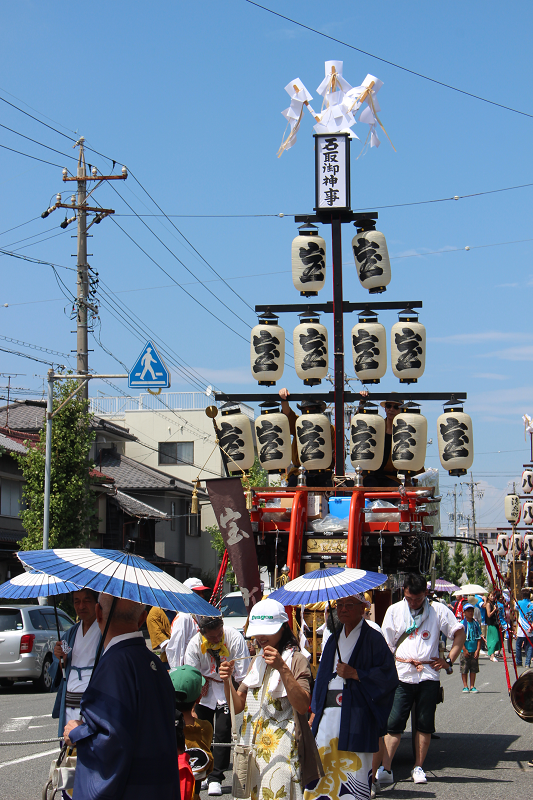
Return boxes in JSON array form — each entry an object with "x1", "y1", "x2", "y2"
[
  {"x1": 184, "y1": 626, "x2": 250, "y2": 709},
  {"x1": 166, "y1": 613, "x2": 199, "y2": 669},
  {"x1": 66, "y1": 620, "x2": 100, "y2": 693},
  {"x1": 382, "y1": 599, "x2": 462, "y2": 684}
]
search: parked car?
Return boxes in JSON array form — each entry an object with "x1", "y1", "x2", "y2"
[
  {"x1": 220, "y1": 591, "x2": 248, "y2": 635},
  {"x1": 0, "y1": 605, "x2": 76, "y2": 691}
]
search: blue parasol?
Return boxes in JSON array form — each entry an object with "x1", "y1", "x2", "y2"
[
  {"x1": 17, "y1": 548, "x2": 220, "y2": 616},
  {"x1": 0, "y1": 569, "x2": 81, "y2": 599},
  {"x1": 269, "y1": 565, "x2": 387, "y2": 606}
]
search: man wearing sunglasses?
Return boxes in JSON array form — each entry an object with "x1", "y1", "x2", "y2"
[{"x1": 307, "y1": 594, "x2": 398, "y2": 800}]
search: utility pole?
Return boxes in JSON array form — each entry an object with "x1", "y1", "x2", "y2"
[
  {"x1": 76, "y1": 143, "x2": 89, "y2": 397},
  {"x1": 41, "y1": 138, "x2": 128, "y2": 400}
]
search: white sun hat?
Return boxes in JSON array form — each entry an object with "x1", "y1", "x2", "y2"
[{"x1": 246, "y1": 598, "x2": 288, "y2": 637}]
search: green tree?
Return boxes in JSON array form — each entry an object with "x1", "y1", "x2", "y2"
[
  {"x1": 241, "y1": 456, "x2": 268, "y2": 489},
  {"x1": 207, "y1": 524, "x2": 236, "y2": 586},
  {"x1": 13, "y1": 378, "x2": 95, "y2": 550},
  {"x1": 433, "y1": 538, "x2": 453, "y2": 582},
  {"x1": 449, "y1": 542, "x2": 466, "y2": 586},
  {"x1": 464, "y1": 546, "x2": 487, "y2": 586}
]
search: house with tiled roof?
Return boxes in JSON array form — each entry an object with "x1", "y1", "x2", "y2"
[{"x1": 0, "y1": 400, "x2": 218, "y2": 584}]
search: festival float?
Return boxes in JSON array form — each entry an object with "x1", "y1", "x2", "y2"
[{"x1": 200, "y1": 61, "x2": 475, "y2": 663}]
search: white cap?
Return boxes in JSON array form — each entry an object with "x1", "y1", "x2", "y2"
[
  {"x1": 184, "y1": 577, "x2": 211, "y2": 591},
  {"x1": 246, "y1": 599, "x2": 288, "y2": 637}
]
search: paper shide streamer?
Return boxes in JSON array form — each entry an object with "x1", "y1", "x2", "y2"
[{"x1": 278, "y1": 60, "x2": 394, "y2": 157}]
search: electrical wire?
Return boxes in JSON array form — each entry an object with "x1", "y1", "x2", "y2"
[
  {"x1": 244, "y1": 1, "x2": 533, "y2": 119},
  {"x1": 0, "y1": 346, "x2": 56, "y2": 366},
  {"x1": 0, "y1": 122, "x2": 79, "y2": 163},
  {"x1": 0, "y1": 249, "x2": 76, "y2": 271},
  {"x1": 0, "y1": 141, "x2": 66, "y2": 169},
  {"x1": 0, "y1": 334, "x2": 70, "y2": 359},
  {"x1": 128, "y1": 170, "x2": 255, "y2": 313},
  {"x1": 0, "y1": 216, "x2": 41, "y2": 238}
]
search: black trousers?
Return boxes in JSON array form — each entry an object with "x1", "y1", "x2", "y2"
[{"x1": 195, "y1": 702, "x2": 231, "y2": 782}]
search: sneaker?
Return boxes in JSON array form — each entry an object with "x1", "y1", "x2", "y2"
[
  {"x1": 208, "y1": 782, "x2": 222, "y2": 796},
  {"x1": 462, "y1": 686, "x2": 470, "y2": 693},
  {"x1": 370, "y1": 783, "x2": 379, "y2": 798},
  {"x1": 470, "y1": 686, "x2": 479, "y2": 693},
  {"x1": 375, "y1": 767, "x2": 393, "y2": 785},
  {"x1": 411, "y1": 767, "x2": 427, "y2": 784},
  {"x1": 201, "y1": 780, "x2": 208, "y2": 791}
]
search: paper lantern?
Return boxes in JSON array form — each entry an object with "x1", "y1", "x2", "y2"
[
  {"x1": 296, "y1": 412, "x2": 333, "y2": 472},
  {"x1": 250, "y1": 311, "x2": 285, "y2": 386},
  {"x1": 523, "y1": 501, "x2": 533, "y2": 525},
  {"x1": 293, "y1": 312, "x2": 328, "y2": 386},
  {"x1": 522, "y1": 469, "x2": 533, "y2": 494},
  {"x1": 292, "y1": 226, "x2": 326, "y2": 296},
  {"x1": 437, "y1": 400, "x2": 474, "y2": 476},
  {"x1": 391, "y1": 308, "x2": 426, "y2": 384},
  {"x1": 350, "y1": 403, "x2": 385, "y2": 471},
  {"x1": 511, "y1": 533, "x2": 523, "y2": 554},
  {"x1": 351, "y1": 220, "x2": 391, "y2": 294},
  {"x1": 524, "y1": 534, "x2": 533, "y2": 555},
  {"x1": 218, "y1": 404, "x2": 255, "y2": 473},
  {"x1": 391, "y1": 402, "x2": 427, "y2": 473},
  {"x1": 504, "y1": 494, "x2": 521, "y2": 523},
  {"x1": 254, "y1": 402, "x2": 291, "y2": 474},
  {"x1": 496, "y1": 534, "x2": 509, "y2": 556},
  {"x1": 351, "y1": 310, "x2": 387, "y2": 384}
]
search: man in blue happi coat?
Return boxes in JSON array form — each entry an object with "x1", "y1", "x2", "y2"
[
  {"x1": 64, "y1": 593, "x2": 179, "y2": 800},
  {"x1": 304, "y1": 593, "x2": 398, "y2": 800}
]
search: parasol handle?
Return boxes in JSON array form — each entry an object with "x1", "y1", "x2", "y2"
[{"x1": 53, "y1": 598, "x2": 66, "y2": 680}]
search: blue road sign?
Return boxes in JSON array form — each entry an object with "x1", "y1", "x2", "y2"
[{"x1": 128, "y1": 341, "x2": 170, "y2": 389}]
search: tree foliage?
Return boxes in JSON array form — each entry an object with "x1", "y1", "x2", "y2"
[
  {"x1": 465, "y1": 546, "x2": 486, "y2": 586},
  {"x1": 433, "y1": 538, "x2": 453, "y2": 582},
  {"x1": 241, "y1": 456, "x2": 268, "y2": 490},
  {"x1": 207, "y1": 524, "x2": 236, "y2": 586},
  {"x1": 449, "y1": 541, "x2": 466, "y2": 586},
  {"x1": 13, "y1": 378, "x2": 95, "y2": 550}
]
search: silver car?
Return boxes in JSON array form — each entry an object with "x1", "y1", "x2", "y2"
[{"x1": 0, "y1": 605, "x2": 76, "y2": 691}]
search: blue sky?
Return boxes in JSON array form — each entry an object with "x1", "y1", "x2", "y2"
[{"x1": 0, "y1": 1, "x2": 532, "y2": 532}]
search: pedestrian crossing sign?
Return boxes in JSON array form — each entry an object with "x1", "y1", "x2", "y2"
[{"x1": 128, "y1": 340, "x2": 171, "y2": 389}]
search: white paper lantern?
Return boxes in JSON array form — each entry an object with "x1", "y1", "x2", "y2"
[
  {"x1": 296, "y1": 412, "x2": 333, "y2": 472},
  {"x1": 250, "y1": 312, "x2": 285, "y2": 385},
  {"x1": 254, "y1": 403, "x2": 291, "y2": 473},
  {"x1": 511, "y1": 533, "x2": 523, "y2": 554},
  {"x1": 504, "y1": 493, "x2": 521, "y2": 523},
  {"x1": 524, "y1": 534, "x2": 533, "y2": 555},
  {"x1": 391, "y1": 403, "x2": 427, "y2": 473},
  {"x1": 351, "y1": 222, "x2": 391, "y2": 294},
  {"x1": 391, "y1": 309, "x2": 426, "y2": 384},
  {"x1": 218, "y1": 405, "x2": 255, "y2": 473},
  {"x1": 351, "y1": 310, "x2": 387, "y2": 384},
  {"x1": 437, "y1": 401, "x2": 474, "y2": 476},
  {"x1": 523, "y1": 501, "x2": 533, "y2": 525},
  {"x1": 350, "y1": 405, "x2": 385, "y2": 471},
  {"x1": 496, "y1": 533, "x2": 509, "y2": 556},
  {"x1": 522, "y1": 469, "x2": 533, "y2": 494},
  {"x1": 292, "y1": 228, "x2": 326, "y2": 296},
  {"x1": 293, "y1": 313, "x2": 328, "y2": 386}
]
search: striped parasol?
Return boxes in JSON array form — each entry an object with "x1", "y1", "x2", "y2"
[
  {"x1": 0, "y1": 569, "x2": 81, "y2": 599},
  {"x1": 427, "y1": 578, "x2": 460, "y2": 593},
  {"x1": 269, "y1": 566, "x2": 387, "y2": 606}
]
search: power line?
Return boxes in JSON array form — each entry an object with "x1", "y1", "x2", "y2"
[
  {"x1": 244, "y1": 1, "x2": 533, "y2": 119},
  {"x1": 0, "y1": 334, "x2": 70, "y2": 359},
  {"x1": 0, "y1": 346, "x2": 57, "y2": 366},
  {"x1": 0, "y1": 248, "x2": 76, "y2": 271},
  {"x1": 0, "y1": 121, "x2": 79, "y2": 163},
  {"x1": 0, "y1": 216, "x2": 41, "y2": 238},
  {"x1": 0, "y1": 141, "x2": 65, "y2": 169},
  {"x1": 128, "y1": 171, "x2": 255, "y2": 313},
  {"x1": 115, "y1": 213, "x2": 284, "y2": 218}
]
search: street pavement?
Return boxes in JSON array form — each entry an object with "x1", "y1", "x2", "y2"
[{"x1": 0, "y1": 653, "x2": 531, "y2": 800}]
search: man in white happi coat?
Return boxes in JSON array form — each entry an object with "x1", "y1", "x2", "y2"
[
  {"x1": 378, "y1": 573, "x2": 465, "y2": 787},
  {"x1": 165, "y1": 577, "x2": 211, "y2": 668},
  {"x1": 184, "y1": 615, "x2": 249, "y2": 796}
]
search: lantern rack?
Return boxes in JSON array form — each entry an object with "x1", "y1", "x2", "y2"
[
  {"x1": 255, "y1": 301, "x2": 423, "y2": 314},
  {"x1": 214, "y1": 391, "x2": 467, "y2": 403}
]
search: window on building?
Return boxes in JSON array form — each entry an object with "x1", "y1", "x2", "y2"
[
  {"x1": 0, "y1": 479, "x2": 22, "y2": 517},
  {"x1": 170, "y1": 501, "x2": 176, "y2": 532},
  {"x1": 158, "y1": 442, "x2": 194, "y2": 467}
]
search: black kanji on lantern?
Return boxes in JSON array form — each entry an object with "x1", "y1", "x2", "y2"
[
  {"x1": 352, "y1": 328, "x2": 380, "y2": 374},
  {"x1": 392, "y1": 418, "x2": 417, "y2": 461},
  {"x1": 298, "y1": 240, "x2": 325, "y2": 284},
  {"x1": 299, "y1": 327, "x2": 327, "y2": 371},
  {"x1": 252, "y1": 329, "x2": 281, "y2": 374},
  {"x1": 352, "y1": 236, "x2": 384, "y2": 282},
  {"x1": 351, "y1": 418, "x2": 378, "y2": 461},
  {"x1": 394, "y1": 327, "x2": 423, "y2": 372},
  {"x1": 256, "y1": 419, "x2": 284, "y2": 462},
  {"x1": 219, "y1": 421, "x2": 246, "y2": 462},
  {"x1": 439, "y1": 416, "x2": 469, "y2": 461},
  {"x1": 297, "y1": 419, "x2": 326, "y2": 463}
]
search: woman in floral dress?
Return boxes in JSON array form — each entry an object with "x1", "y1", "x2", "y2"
[{"x1": 219, "y1": 599, "x2": 314, "y2": 800}]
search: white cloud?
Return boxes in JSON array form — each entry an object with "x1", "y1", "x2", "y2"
[
  {"x1": 472, "y1": 373, "x2": 508, "y2": 380},
  {"x1": 466, "y1": 385, "x2": 533, "y2": 418},
  {"x1": 173, "y1": 367, "x2": 254, "y2": 387},
  {"x1": 480, "y1": 346, "x2": 533, "y2": 361}
]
